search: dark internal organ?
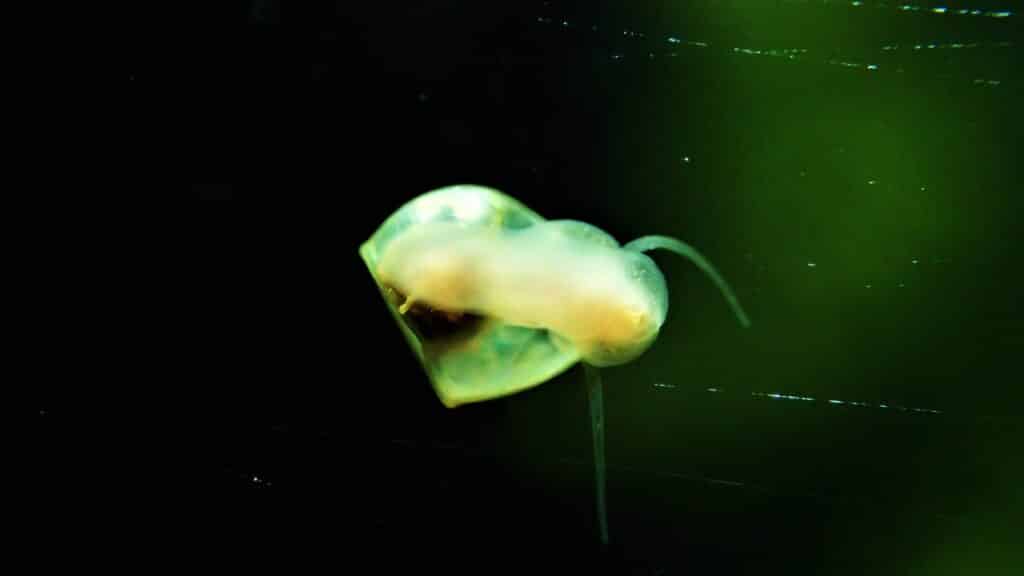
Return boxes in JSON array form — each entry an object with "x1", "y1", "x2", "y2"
[{"x1": 381, "y1": 284, "x2": 483, "y2": 341}]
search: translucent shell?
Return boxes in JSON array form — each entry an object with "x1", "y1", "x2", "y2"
[{"x1": 360, "y1": 184, "x2": 668, "y2": 408}]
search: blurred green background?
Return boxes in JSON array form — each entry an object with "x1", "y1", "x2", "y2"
[{"x1": 187, "y1": 1, "x2": 1021, "y2": 573}]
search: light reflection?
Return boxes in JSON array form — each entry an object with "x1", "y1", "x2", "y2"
[
  {"x1": 534, "y1": 11, "x2": 1009, "y2": 86},
  {"x1": 642, "y1": 386, "x2": 951, "y2": 415},
  {"x1": 654, "y1": 386, "x2": 946, "y2": 415},
  {"x1": 751, "y1": 391, "x2": 943, "y2": 413},
  {"x1": 757, "y1": 392, "x2": 815, "y2": 402},
  {"x1": 247, "y1": 474, "x2": 273, "y2": 487},
  {"x1": 883, "y1": 41, "x2": 1012, "y2": 51},
  {"x1": 780, "y1": 1, "x2": 1012, "y2": 18}
]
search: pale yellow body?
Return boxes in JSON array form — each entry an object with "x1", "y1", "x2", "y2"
[{"x1": 376, "y1": 220, "x2": 667, "y2": 367}]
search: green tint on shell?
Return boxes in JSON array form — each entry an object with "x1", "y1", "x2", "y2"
[
  {"x1": 360, "y1": 184, "x2": 749, "y2": 409},
  {"x1": 360, "y1": 185, "x2": 586, "y2": 408}
]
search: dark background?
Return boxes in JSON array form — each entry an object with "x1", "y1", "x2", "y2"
[{"x1": 48, "y1": 1, "x2": 1024, "y2": 573}]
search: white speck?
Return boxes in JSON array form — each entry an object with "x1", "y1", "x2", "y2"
[
  {"x1": 868, "y1": 179, "x2": 877, "y2": 185},
  {"x1": 911, "y1": 258, "x2": 919, "y2": 264},
  {"x1": 865, "y1": 283, "x2": 872, "y2": 289},
  {"x1": 681, "y1": 156, "x2": 691, "y2": 163},
  {"x1": 706, "y1": 387, "x2": 720, "y2": 393},
  {"x1": 807, "y1": 262, "x2": 816, "y2": 268},
  {"x1": 828, "y1": 399, "x2": 843, "y2": 405},
  {"x1": 898, "y1": 282, "x2": 905, "y2": 288},
  {"x1": 867, "y1": 64, "x2": 877, "y2": 71}
]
